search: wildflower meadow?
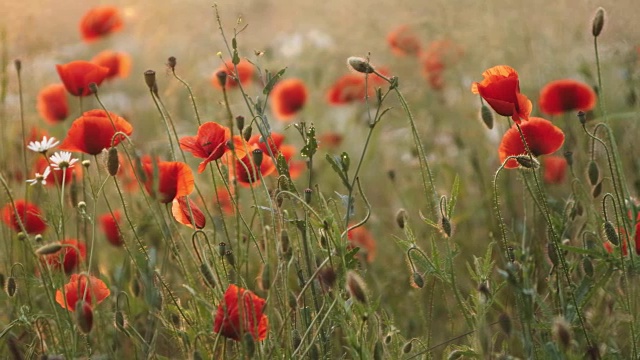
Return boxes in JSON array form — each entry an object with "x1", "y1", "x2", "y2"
[{"x1": 2, "y1": 1, "x2": 640, "y2": 358}]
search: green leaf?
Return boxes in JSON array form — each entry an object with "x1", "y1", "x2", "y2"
[
  {"x1": 344, "y1": 247, "x2": 360, "y2": 270},
  {"x1": 263, "y1": 68, "x2": 287, "y2": 95},
  {"x1": 232, "y1": 50, "x2": 240, "y2": 65},
  {"x1": 231, "y1": 37, "x2": 237, "y2": 50},
  {"x1": 301, "y1": 123, "x2": 317, "y2": 158},
  {"x1": 340, "y1": 152, "x2": 350, "y2": 173},
  {"x1": 326, "y1": 154, "x2": 350, "y2": 189}
]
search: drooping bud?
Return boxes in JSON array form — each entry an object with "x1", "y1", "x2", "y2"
[
  {"x1": 259, "y1": 264, "x2": 271, "y2": 291},
  {"x1": 395, "y1": 208, "x2": 407, "y2": 229},
  {"x1": 346, "y1": 270, "x2": 368, "y2": 304},
  {"x1": 88, "y1": 82, "x2": 99, "y2": 95},
  {"x1": 603, "y1": 221, "x2": 619, "y2": 245},
  {"x1": 498, "y1": 313, "x2": 512, "y2": 336},
  {"x1": 225, "y1": 250, "x2": 235, "y2": 267},
  {"x1": 347, "y1": 57, "x2": 375, "y2": 74},
  {"x1": 114, "y1": 310, "x2": 127, "y2": 330},
  {"x1": 242, "y1": 332, "x2": 255, "y2": 358},
  {"x1": 402, "y1": 340, "x2": 413, "y2": 354},
  {"x1": 373, "y1": 340, "x2": 384, "y2": 360},
  {"x1": 441, "y1": 216, "x2": 452, "y2": 238},
  {"x1": 107, "y1": 147, "x2": 120, "y2": 176},
  {"x1": 480, "y1": 104, "x2": 494, "y2": 129},
  {"x1": 547, "y1": 242, "x2": 559, "y2": 267},
  {"x1": 6, "y1": 276, "x2": 17, "y2": 297},
  {"x1": 243, "y1": 126, "x2": 252, "y2": 142},
  {"x1": 582, "y1": 257, "x2": 594, "y2": 278},
  {"x1": 587, "y1": 161, "x2": 600, "y2": 186},
  {"x1": 75, "y1": 301, "x2": 94, "y2": 334},
  {"x1": 318, "y1": 265, "x2": 337, "y2": 290},
  {"x1": 515, "y1": 155, "x2": 540, "y2": 169},
  {"x1": 35, "y1": 243, "x2": 63, "y2": 256},
  {"x1": 552, "y1": 316, "x2": 572, "y2": 349},
  {"x1": 592, "y1": 7, "x2": 606, "y2": 37},
  {"x1": 279, "y1": 230, "x2": 292, "y2": 260},
  {"x1": 410, "y1": 272, "x2": 424, "y2": 289},
  {"x1": 200, "y1": 264, "x2": 217, "y2": 289},
  {"x1": 563, "y1": 151, "x2": 573, "y2": 167}
]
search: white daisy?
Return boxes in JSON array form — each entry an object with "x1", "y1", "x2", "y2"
[
  {"x1": 49, "y1": 151, "x2": 78, "y2": 170},
  {"x1": 26, "y1": 166, "x2": 51, "y2": 186},
  {"x1": 27, "y1": 136, "x2": 60, "y2": 153}
]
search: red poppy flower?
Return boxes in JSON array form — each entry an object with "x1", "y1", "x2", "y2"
[
  {"x1": 25, "y1": 127, "x2": 50, "y2": 147},
  {"x1": 543, "y1": 156, "x2": 568, "y2": 184},
  {"x1": 498, "y1": 117, "x2": 565, "y2": 169},
  {"x1": 248, "y1": 132, "x2": 285, "y2": 158},
  {"x1": 215, "y1": 188, "x2": 235, "y2": 215},
  {"x1": 34, "y1": 157, "x2": 79, "y2": 187},
  {"x1": 538, "y1": 79, "x2": 597, "y2": 115},
  {"x1": 387, "y1": 25, "x2": 421, "y2": 57},
  {"x1": 347, "y1": 225, "x2": 376, "y2": 263},
  {"x1": 56, "y1": 61, "x2": 110, "y2": 97},
  {"x1": 280, "y1": 145, "x2": 305, "y2": 180},
  {"x1": 79, "y1": 6, "x2": 124, "y2": 43},
  {"x1": 91, "y1": 50, "x2": 131, "y2": 80},
  {"x1": 326, "y1": 69, "x2": 389, "y2": 105},
  {"x1": 2, "y1": 200, "x2": 47, "y2": 234},
  {"x1": 179, "y1": 122, "x2": 231, "y2": 173},
  {"x1": 37, "y1": 84, "x2": 69, "y2": 124},
  {"x1": 44, "y1": 239, "x2": 86, "y2": 274},
  {"x1": 228, "y1": 148, "x2": 276, "y2": 187},
  {"x1": 55, "y1": 273, "x2": 110, "y2": 311},
  {"x1": 420, "y1": 40, "x2": 463, "y2": 90},
  {"x1": 269, "y1": 79, "x2": 308, "y2": 122},
  {"x1": 318, "y1": 132, "x2": 343, "y2": 149},
  {"x1": 211, "y1": 59, "x2": 254, "y2": 90},
  {"x1": 214, "y1": 284, "x2": 268, "y2": 341},
  {"x1": 141, "y1": 159, "x2": 195, "y2": 203},
  {"x1": 471, "y1": 65, "x2": 532, "y2": 123},
  {"x1": 171, "y1": 196, "x2": 206, "y2": 229},
  {"x1": 59, "y1": 109, "x2": 133, "y2": 155},
  {"x1": 604, "y1": 240, "x2": 628, "y2": 256},
  {"x1": 100, "y1": 211, "x2": 123, "y2": 246}
]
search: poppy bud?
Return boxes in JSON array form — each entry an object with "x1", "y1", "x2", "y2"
[
  {"x1": 218, "y1": 242, "x2": 226, "y2": 257},
  {"x1": 347, "y1": 57, "x2": 375, "y2": 74},
  {"x1": 346, "y1": 270, "x2": 368, "y2": 304},
  {"x1": 441, "y1": 216, "x2": 452, "y2": 238},
  {"x1": 200, "y1": 264, "x2": 217, "y2": 289},
  {"x1": 592, "y1": 181, "x2": 603, "y2": 198},
  {"x1": 373, "y1": 340, "x2": 384, "y2": 360},
  {"x1": 243, "y1": 333, "x2": 255, "y2": 358},
  {"x1": 577, "y1": 110, "x2": 587, "y2": 124},
  {"x1": 480, "y1": 104, "x2": 494, "y2": 129},
  {"x1": 582, "y1": 257, "x2": 594, "y2": 278},
  {"x1": 498, "y1": 312, "x2": 512, "y2": 336},
  {"x1": 144, "y1": 70, "x2": 157, "y2": 90},
  {"x1": 304, "y1": 188, "x2": 312, "y2": 204},
  {"x1": 592, "y1": 7, "x2": 606, "y2": 37},
  {"x1": 259, "y1": 264, "x2": 271, "y2": 291},
  {"x1": 547, "y1": 242, "x2": 559, "y2": 266},
  {"x1": 14, "y1": 59, "x2": 21, "y2": 72},
  {"x1": 215, "y1": 70, "x2": 227, "y2": 88},
  {"x1": 76, "y1": 301, "x2": 93, "y2": 334},
  {"x1": 35, "y1": 243, "x2": 63, "y2": 256},
  {"x1": 515, "y1": 155, "x2": 540, "y2": 169},
  {"x1": 34, "y1": 234, "x2": 43, "y2": 243},
  {"x1": 292, "y1": 329, "x2": 302, "y2": 349},
  {"x1": 318, "y1": 266, "x2": 337, "y2": 289},
  {"x1": 603, "y1": 221, "x2": 619, "y2": 245},
  {"x1": 224, "y1": 250, "x2": 235, "y2": 267},
  {"x1": 236, "y1": 116, "x2": 245, "y2": 132},
  {"x1": 279, "y1": 230, "x2": 291, "y2": 260},
  {"x1": 563, "y1": 151, "x2": 573, "y2": 167},
  {"x1": 6, "y1": 276, "x2": 16, "y2": 297},
  {"x1": 88, "y1": 82, "x2": 98, "y2": 94},
  {"x1": 252, "y1": 149, "x2": 263, "y2": 168},
  {"x1": 587, "y1": 160, "x2": 599, "y2": 185},
  {"x1": 167, "y1": 56, "x2": 177, "y2": 70},
  {"x1": 115, "y1": 310, "x2": 127, "y2": 330},
  {"x1": 107, "y1": 147, "x2": 119, "y2": 176},
  {"x1": 242, "y1": 126, "x2": 252, "y2": 142},
  {"x1": 552, "y1": 316, "x2": 572, "y2": 349},
  {"x1": 402, "y1": 340, "x2": 413, "y2": 354},
  {"x1": 16, "y1": 232, "x2": 26, "y2": 242},
  {"x1": 411, "y1": 272, "x2": 424, "y2": 289},
  {"x1": 395, "y1": 208, "x2": 407, "y2": 229}
]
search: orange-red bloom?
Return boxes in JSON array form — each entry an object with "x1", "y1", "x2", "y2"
[
  {"x1": 100, "y1": 211, "x2": 123, "y2": 246},
  {"x1": 211, "y1": 59, "x2": 254, "y2": 90},
  {"x1": 498, "y1": 117, "x2": 565, "y2": 169},
  {"x1": 37, "y1": 84, "x2": 69, "y2": 124},
  {"x1": 44, "y1": 239, "x2": 86, "y2": 274},
  {"x1": 55, "y1": 274, "x2": 110, "y2": 311},
  {"x1": 387, "y1": 25, "x2": 421, "y2": 57},
  {"x1": 214, "y1": 284, "x2": 268, "y2": 341},
  {"x1": 79, "y1": 6, "x2": 124, "y2": 43},
  {"x1": 248, "y1": 133, "x2": 285, "y2": 158},
  {"x1": 230, "y1": 148, "x2": 276, "y2": 187},
  {"x1": 326, "y1": 69, "x2": 389, "y2": 105},
  {"x1": 171, "y1": 196, "x2": 206, "y2": 229},
  {"x1": 142, "y1": 159, "x2": 195, "y2": 203},
  {"x1": 347, "y1": 225, "x2": 376, "y2": 263},
  {"x1": 215, "y1": 188, "x2": 235, "y2": 215},
  {"x1": 2, "y1": 200, "x2": 47, "y2": 234},
  {"x1": 543, "y1": 156, "x2": 568, "y2": 184},
  {"x1": 179, "y1": 122, "x2": 230, "y2": 173},
  {"x1": 471, "y1": 65, "x2": 532, "y2": 123},
  {"x1": 56, "y1": 61, "x2": 110, "y2": 97},
  {"x1": 538, "y1": 79, "x2": 597, "y2": 115},
  {"x1": 34, "y1": 157, "x2": 79, "y2": 187},
  {"x1": 270, "y1": 79, "x2": 308, "y2": 122},
  {"x1": 420, "y1": 40, "x2": 463, "y2": 90},
  {"x1": 318, "y1": 132, "x2": 343, "y2": 149},
  {"x1": 59, "y1": 109, "x2": 133, "y2": 155},
  {"x1": 91, "y1": 50, "x2": 131, "y2": 80}
]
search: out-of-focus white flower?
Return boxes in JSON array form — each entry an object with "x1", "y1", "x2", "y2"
[
  {"x1": 26, "y1": 166, "x2": 51, "y2": 186},
  {"x1": 49, "y1": 151, "x2": 78, "y2": 170},
  {"x1": 27, "y1": 136, "x2": 59, "y2": 153}
]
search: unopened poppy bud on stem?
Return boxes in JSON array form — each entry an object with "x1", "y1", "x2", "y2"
[
  {"x1": 592, "y1": 7, "x2": 606, "y2": 37},
  {"x1": 346, "y1": 270, "x2": 368, "y2": 304},
  {"x1": 6, "y1": 276, "x2": 17, "y2": 297},
  {"x1": 514, "y1": 155, "x2": 540, "y2": 169},
  {"x1": 243, "y1": 126, "x2": 252, "y2": 142},
  {"x1": 35, "y1": 242, "x2": 63, "y2": 255},
  {"x1": 144, "y1": 70, "x2": 158, "y2": 94},
  {"x1": 347, "y1": 57, "x2": 375, "y2": 74},
  {"x1": 88, "y1": 82, "x2": 98, "y2": 94},
  {"x1": 76, "y1": 301, "x2": 94, "y2": 334},
  {"x1": 252, "y1": 149, "x2": 263, "y2": 168},
  {"x1": 480, "y1": 104, "x2": 494, "y2": 129},
  {"x1": 215, "y1": 70, "x2": 227, "y2": 88},
  {"x1": 577, "y1": 110, "x2": 587, "y2": 124},
  {"x1": 395, "y1": 208, "x2": 407, "y2": 229},
  {"x1": 107, "y1": 147, "x2": 119, "y2": 176},
  {"x1": 236, "y1": 115, "x2": 245, "y2": 132}
]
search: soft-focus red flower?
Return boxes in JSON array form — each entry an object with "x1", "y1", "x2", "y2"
[
  {"x1": 280, "y1": 145, "x2": 305, "y2": 180},
  {"x1": 543, "y1": 156, "x2": 568, "y2": 184},
  {"x1": 56, "y1": 61, "x2": 110, "y2": 97},
  {"x1": 211, "y1": 59, "x2": 254, "y2": 90},
  {"x1": 387, "y1": 25, "x2": 421, "y2": 57},
  {"x1": 79, "y1": 6, "x2": 123, "y2": 43},
  {"x1": 179, "y1": 122, "x2": 231, "y2": 173},
  {"x1": 141, "y1": 159, "x2": 195, "y2": 203},
  {"x1": 248, "y1": 133, "x2": 285, "y2": 158},
  {"x1": 100, "y1": 211, "x2": 123, "y2": 246},
  {"x1": 34, "y1": 157, "x2": 79, "y2": 187},
  {"x1": 471, "y1": 65, "x2": 532, "y2": 123},
  {"x1": 55, "y1": 274, "x2": 110, "y2": 311},
  {"x1": 37, "y1": 84, "x2": 69, "y2": 124},
  {"x1": 538, "y1": 79, "x2": 597, "y2": 115},
  {"x1": 59, "y1": 109, "x2": 133, "y2": 155},
  {"x1": 420, "y1": 40, "x2": 463, "y2": 90},
  {"x1": 604, "y1": 240, "x2": 628, "y2": 256},
  {"x1": 318, "y1": 132, "x2": 343, "y2": 149},
  {"x1": 91, "y1": 50, "x2": 131, "y2": 80},
  {"x1": 25, "y1": 127, "x2": 50, "y2": 147},
  {"x1": 347, "y1": 225, "x2": 376, "y2": 263},
  {"x1": 498, "y1": 117, "x2": 565, "y2": 169},
  {"x1": 215, "y1": 188, "x2": 235, "y2": 215},
  {"x1": 326, "y1": 69, "x2": 389, "y2": 105},
  {"x1": 214, "y1": 284, "x2": 268, "y2": 341},
  {"x1": 270, "y1": 79, "x2": 308, "y2": 122},
  {"x1": 172, "y1": 196, "x2": 206, "y2": 229},
  {"x1": 227, "y1": 147, "x2": 276, "y2": 187},
  {"x1": 2, "y1": 200, "x2": 47, "y2": 234},
  {"x1": 44, "y1": 239, "x2": 86, "y2": 274}
]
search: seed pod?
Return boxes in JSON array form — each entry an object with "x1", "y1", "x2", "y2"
[
  {"x1": 6, "y1": 276, "x2": 17, "y2": 297},
  {"x1": 167, "y1": 56, "x2": 177, "y2": 70},
  {"x1": 603, "y1": 221, "x2": 619, "y2": 245},
  {"x1": 592, "y1": 7, "x2": 606, "y2": 37},
  {"x1": 395, "y1": 208, "x2": 407, "y2": 229},
  {"x1": 235, "y1": 116, "x2": 245, "y2": 132},
  {"x1": 200, "y1": 264, "x2": 217, "y2": 289},
  {"x1": 35, "y1": 243, "x2": 63, "y2": 256},
  {"x1": 75, "y1": 301, "x2": 94, "y2": 334},
  {"x1": 218, "y1": 242, "x2": 227, "y2": 257},
  {"x1": 577, "y1": 110, "x2": 587, "y2": 124},
  {"x1": 480, "y1": 104, "x2": 494, "y2": 129},
  {"x1": 252, "y1": 149, "x2": 263, "y2": 168},
  {"x1": 347, "y1": 56, "x2": 375, "y2": 74},
  {"x1": 34, "y1": 234, "x2": 43, "y2": 243},
  {"x1": 346, "y1": 270, "x2": 367, "y2": 304},
  {"x1": 107, "y1": 147, "x2": 120, "y2": 176},
  {"x1": 144, "y1": 70, "x2": 157, "y2": 90},
  {"x1": 88, "y1": 82, "x2": 99, "y2": 95},
  {"x1": 587, "y1": 161, "x2": 600, "y2": 185}
]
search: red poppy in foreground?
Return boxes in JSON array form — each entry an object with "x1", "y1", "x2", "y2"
[
  {"x1": 387, "y1": 25, "x2": 421, "y2": 57},
  {"x1": 2, "y1": 200, "x2": 47, "y2": 234},
  {"x1": 79, "y1": 6, "x2": 124, "y2": 43},
  {"x1": 538, "y1": 79, "x2": 597, "y2": 115},
  {"x1": 44, "y1": 239, "x2": 86, "y2": 274},
  {"x1": 100, "y1": 211, "x2": 123, "y2": 246},
  {"x1": 211, "y1": 59, "x2": 254, "y2": 90},
  {"x1": 171, "y1": 196, "x2": 206, "y2": 229},
  {"x1": 347, "y1": 225, "x2": 376, "y2": 263},
  {"x1": 471, "y1": 65, "x2": 532, "y2": 123},
  {"x1": 56, "y1": 61, "x2": 110, "y2": 97},
  {"x1": 37, "y1": 84, "x2": 69, "y2": 124},
  {"x1": 498, "y1": 117, "x2": 565, "y2": 169},
  {"x1": 543, "y1": 156, "x2": 568, "y2": 184},
  {"x1": 248, "y1": 132, "x2": 285, "y2": 158},
  {"x1": 214, "y1": 284, "x2": 268, "y2": 341},
  {"x1": 228, "y1": 148, "x2": 276, "y2": 187},
  {"x1": 141, "y1": 159, "x2": 195, "y2": 203},
  {"x1": 179, "y1": 122, "x2": 231, "y2": 173},
  {"x1": 59, "y1": 109, "x2": 133, "y2": 155},
  {"x1": 55, "y1": 273, "x2": 110, "y2": 311},
  {"x1": 91, "y1": 50, "x2": 132, "y2": 80},
  {"x1": 270, "y1": 79, "x2": 308, "y2": 122}
]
